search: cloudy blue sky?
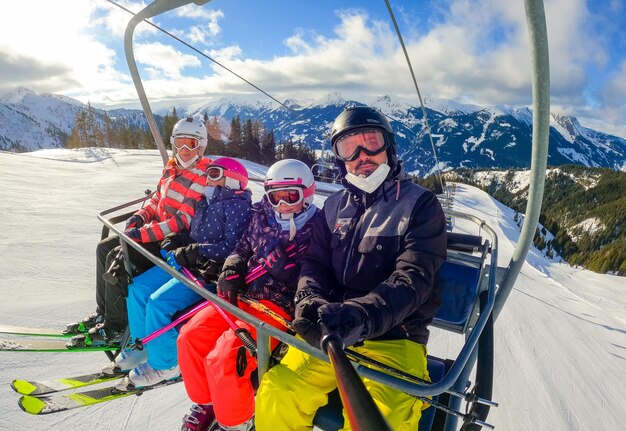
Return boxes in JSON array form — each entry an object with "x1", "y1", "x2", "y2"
[{"x1": 1, "y1": 0, "x2": 624, "y2": 138}]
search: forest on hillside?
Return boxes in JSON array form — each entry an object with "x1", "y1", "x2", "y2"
[
  {"x1": 65, "y1": 106, "x2": 317, "y2": 167},
  {"x1": 443, "y1": 166, "x2": 626, "y2": 276}
]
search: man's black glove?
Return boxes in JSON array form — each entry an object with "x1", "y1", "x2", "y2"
[
  {"x1": 292, "y1": 289, "x2": 330, "y2": 348},
  {"x1": 292, "y1": 317, "x2": 323, "y2": 349},
  {"x1": 125, "y1": 215, "x2": 144, "y2": 230},
  {"x1": 318, "y1": 302, "x2": 369, "y2": 348},
  {"x1": 261, "y1": 246, "x2": 297, "y2": 283},
  {"x1": 217, "y1": 269, "x2": 245, "y2": 306},
  {"x1": 172, "y1": 244, "x2": 200, "y2": 268},
  {"x1": 294, "y1": 290, "x2": 329, "y2": 322}
]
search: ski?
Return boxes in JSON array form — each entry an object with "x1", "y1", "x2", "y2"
[
  {"x1": 0, "y1": 324, "x2": 73, "y2": 338},
  {"x1": 0, "y1": 337, "x2": 118, "y2": 352},
  {"x1": 19, "y1": 376, "x2": 182, "y2": 415},
  {"x1": 11, "y1": 371, "x2": 126, "y2": 396}
]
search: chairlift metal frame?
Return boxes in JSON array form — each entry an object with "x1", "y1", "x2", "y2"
[{"x1": 113, "y1": 0, "x2": 550, "y2": 429}]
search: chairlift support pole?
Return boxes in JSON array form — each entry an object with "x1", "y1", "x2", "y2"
[
  {"x1": 493, "y1": 0, "x2": 550, "y2": 320},
  {"x1": 123, "y1": 0, "x2": 212, "y2": 166},
  {"x1": 441, "y1": 1, "x2": 550, "y2": 429}
]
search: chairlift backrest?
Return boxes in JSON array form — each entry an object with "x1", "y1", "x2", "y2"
[{"x1": 432, "y1": 232, "x2": 488, "y2": 334}]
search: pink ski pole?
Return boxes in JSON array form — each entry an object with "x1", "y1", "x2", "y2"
[
  {"x1": 181, "y1": 267, "x2": 257, "y2": 353},
  {"x1": 244, "y1": 242, "x2": 298, "y2": 281},
  {"x1": 244, "y1": 244, "x2": 308, "y2": 284},
  {"x1": 133, "y1": 300, "x2": 212, "y2": 349}
]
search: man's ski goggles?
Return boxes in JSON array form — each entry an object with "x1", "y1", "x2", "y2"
[
  {"x1": 206, "y1": 166, "x2": 225, "y2": 182},
  {"x1": 266, "y1": 187, "x2": 304, "y2": 207},
  {"x1": 172, "y1": 136, "x2": 201, "y2": 151},
  {"x1": 333, "y1": 129, "x2": 388, "y2": 162}
]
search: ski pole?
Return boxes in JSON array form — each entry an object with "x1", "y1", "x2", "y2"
[
  {"x1": 244, "y1": 244, "x2": 308, "y2": 284},
  {"x1": 246, "y1": 244, "x2": 307, "y2": 283},
  {"x1": 238, "y1": 296, "x2": 294, "y2": 331},
  {"x1": 131, "y1": 300, "x2": 212, "y2": 350},
  {"x1": 180, "y1": 266, "x2": 257, "y2": 354},
  {"x1": 244, "y1": 242, "x2": 298, "y2": 281}
]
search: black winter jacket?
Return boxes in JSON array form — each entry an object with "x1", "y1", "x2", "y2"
[{"x1": 296, "y1": 169, "x2": 447, "y2": 345}]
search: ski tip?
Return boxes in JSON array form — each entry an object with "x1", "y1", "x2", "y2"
[
  {"x1": 11, "y1": 379, "x2": 37, "y2": 396},
  {"x1": 19, "y1": 395, "x2": 46, "y2": 415}
]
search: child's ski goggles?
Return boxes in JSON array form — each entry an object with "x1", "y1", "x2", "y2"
[
  {"x1": 266, "y1": 187, "x2": 304, "y2": 207},
  {"x1": 172, "y1": 136, "x2": 201, "y2": 151},
  {"x1": 206, "y1": 166, "x2": 225, "y2": 181},
  {"x1": 333, "y1": 129, "x2": 388, "y2": 162}
]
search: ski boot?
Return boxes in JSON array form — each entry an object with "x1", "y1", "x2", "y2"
[
  {"x1": 213, "y1": 418, "x2": 255, "y2": 431},
  {"x1": 67, "y1": 323, "x2": 122, "y2": 348},
  {"x1": 63, "y1": 312, "x2": 103, "y2": 335},
  {"x1": 181, "y1": 404, "x2": 216, "y2": 431},
  {"x1": 125, "y1": 362, "x2": 180, "y2": 389}
]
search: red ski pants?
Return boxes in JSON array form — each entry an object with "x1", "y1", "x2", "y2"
[{"x1": 177, "y1": 300, "x2": 290, "y2": 427}]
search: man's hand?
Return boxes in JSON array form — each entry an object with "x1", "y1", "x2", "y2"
[
  {"x1": 318, "y1": 302, "x2": 369, "y2": 347},
  {"x1": 292, "y1": 317, "x2": 323, "y2": 348}
]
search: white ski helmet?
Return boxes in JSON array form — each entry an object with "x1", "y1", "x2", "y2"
[
  {"x1": 264, "y1": 159, "x2": 315, "y2": 208},
  {"x1": 170, "y1": 117, "x2": 208, "y2": 168}
]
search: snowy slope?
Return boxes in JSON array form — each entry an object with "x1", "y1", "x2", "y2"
[{"x1": 0, "y1": 150, "x2": 624, "y2": 430}]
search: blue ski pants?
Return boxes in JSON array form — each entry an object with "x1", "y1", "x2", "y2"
[{"x1": 126, "y1": 266, "x2": 205, "y2": 370}]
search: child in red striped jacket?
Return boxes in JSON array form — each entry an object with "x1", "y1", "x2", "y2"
[{"x1": 69, "y1": 117, "x2": 212, "y2": 346}]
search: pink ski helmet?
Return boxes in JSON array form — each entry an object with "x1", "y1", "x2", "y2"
[{"x1": 208, "y1": 157, "x2": 249, "y2": 190}]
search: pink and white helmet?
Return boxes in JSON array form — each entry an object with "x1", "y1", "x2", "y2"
[
  {"x1": 264, "y1": 159, "x2": 315, "y2": 207},
  {"x1": 209, "y1": 157, "x2": 249, "y2": 190}
]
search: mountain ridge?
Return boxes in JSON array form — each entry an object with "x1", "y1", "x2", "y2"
[{"x1": 2, "y1": 87, "x2": 625, "y2": 173}]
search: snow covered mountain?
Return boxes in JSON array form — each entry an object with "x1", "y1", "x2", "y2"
[
  {"x1": 2, "y1": 87, "x2": 625, "y2": 174},
  {"x1": 185, "y1": 94, "x2": 626, "y2": 174},
  {"x1": 0, "y1": 87, "x2": 150, "y2": 152},
  {"x1": 0, "y1": 149, "x2": 624, "y2": 430}
]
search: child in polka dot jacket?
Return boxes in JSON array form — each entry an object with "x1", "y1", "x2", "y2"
[{"x1": 106, "y1": 158, "x2": 253, "y2": 389}]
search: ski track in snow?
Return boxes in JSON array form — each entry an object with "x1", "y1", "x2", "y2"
[{"x1": 0, "y1": 149, "x2": 624, "y2": 431}]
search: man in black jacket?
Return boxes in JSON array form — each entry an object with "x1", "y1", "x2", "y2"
[{"x1": 256, "y1": 106, "x2": 447, "y2": 430}]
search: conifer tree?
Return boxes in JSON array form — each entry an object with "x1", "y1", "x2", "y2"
[
  {"x1": 206, "y1": 116, "x2": 224, "y2": 156},
  {"x1": 162, "y1": 107, "x2": 179, "y2": 147},
  {"x1": 260, "y1": 129, "x2": 277, "y2": 165},
  {"x1": 227, "y1": 116, "x2": 243, "y2": 157}
]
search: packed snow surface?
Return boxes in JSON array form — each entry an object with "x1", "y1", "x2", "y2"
[{"x1": 0, "y1": 149, "x2": 624, "y2": 430}]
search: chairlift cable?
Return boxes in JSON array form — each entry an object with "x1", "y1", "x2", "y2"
[
  {"x1": 104, "y1": 0, "x2": 299, "y2": 116},
  {"x1": 384, "y1": 0, "x2": 446, "y2": 193}
]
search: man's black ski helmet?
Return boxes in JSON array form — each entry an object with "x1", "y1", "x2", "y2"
[{"x1": 329, "y1": 106, "x2": 398, "y2": 174}]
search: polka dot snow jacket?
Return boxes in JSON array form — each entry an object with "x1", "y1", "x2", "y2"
[{"x1": 189, "y1": 185, "x2": 253, "y2": 262}]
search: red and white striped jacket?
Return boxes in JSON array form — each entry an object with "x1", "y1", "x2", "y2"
[{"x1": 134, "y1": 157, "x2": 211, "y2": 243}]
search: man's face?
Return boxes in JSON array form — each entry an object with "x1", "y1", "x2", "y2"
[{"x1": 344, "y1": 149, "x2": 388, "y2": 177}]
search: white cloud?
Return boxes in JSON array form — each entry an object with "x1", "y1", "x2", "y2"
[
  {"x1": 0, "y1": 1, "x2": 128, "y2": 96},
  {"x1": 0, "y1": 1, "x2": 623, "y2": 138},
  {"x1": 135, "y1": 42, "x2": 201, "y2": 78}
]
